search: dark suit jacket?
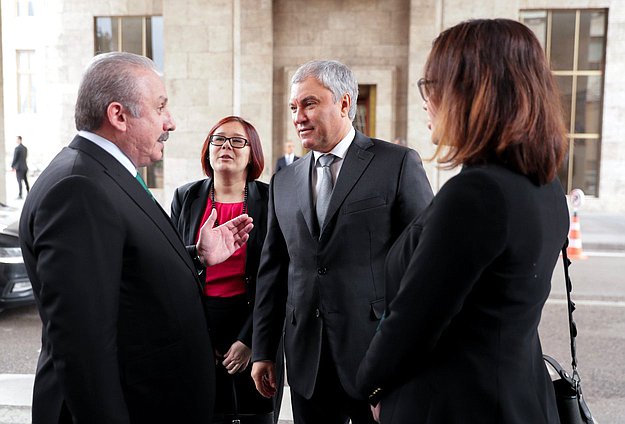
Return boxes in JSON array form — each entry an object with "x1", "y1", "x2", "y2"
[
  {"x1": 12, "y1": 143, "x2": 28, "y2": 172},
  {"x1": 252, "y1": 131, "x2": 433, "y2": 399},
  {"x1": 170, "y1": 178, "x2": 269, "y2": 346},
  {"x1": 19, "y1": 136, "x2": 215, "y2": 424},
  {"x1": 356, "y1": 164, "x2": 568, "y2": 423},
  {"x1": 170, "y1": 178, "x2": 285, "y2": 422},
  {"x1": 274, "y1": 155, "x2": 300, "y2": 173}
]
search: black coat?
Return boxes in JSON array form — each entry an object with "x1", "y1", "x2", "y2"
[
  {"x1": 357, "y1": 164, "x2": 568, "y2": 423},
  {"x1": 170, "y1": 178, "x2": 285, "y2": 422},
  {"x1": 170, "y1": 178, "x2": 269, "y2": 346},
  {"x1": 12, "y1": 143, "x2": 28, "y2": 172},
  {"x1": 274, "y1": 155, "x2": 300, "y2": 173},
  {"x1": 19, "y1": 136, "x2": 214, "y2": 424}
]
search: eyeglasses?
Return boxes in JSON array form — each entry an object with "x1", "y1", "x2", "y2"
[
  {"x1": 209, "y1": 135, "x2": 249, "y2": 149},
  {"x1": 417, "y1": 78, "x2": 434, "y2": 102}
]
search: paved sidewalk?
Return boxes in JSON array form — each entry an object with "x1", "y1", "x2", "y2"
[
  {"x1": 2, "y1": 171, "x2": 623, "y2": 423},
  {"x1": 576, "y1": 212, "x2": 625, "y2": 252},
  {"x1": 0, "y1": 374, "x2": 294, "y2": 423}
]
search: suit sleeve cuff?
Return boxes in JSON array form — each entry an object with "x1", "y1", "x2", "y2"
[
  {"x1": 186, "y1": 245, "x2": 206, "y2": 275},
  {"x1": 368, "y1": 387, "x2": 383, "y2": 406}
]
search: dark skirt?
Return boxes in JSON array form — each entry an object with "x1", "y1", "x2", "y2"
[{"x1": 203, "y1": 294, "x2": 274, "y2": 418}]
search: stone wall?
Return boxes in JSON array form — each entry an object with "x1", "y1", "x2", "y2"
[{"x1": 2, "y1": 0, "x2": 625, "y2": 211}]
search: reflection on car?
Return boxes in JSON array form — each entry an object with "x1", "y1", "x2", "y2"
[{"x1": 0, "y1": 203, "x2": 35, "y2": 313}]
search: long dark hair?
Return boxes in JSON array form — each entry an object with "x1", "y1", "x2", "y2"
[{"x1": 425, "y1": 19, "x2": 567, "y2": 184}]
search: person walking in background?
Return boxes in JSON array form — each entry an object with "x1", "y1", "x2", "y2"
[
  {"x1": 251, "y1": 59, "x2": 433, "y2": 424},
  {"x1": 356, "y1": 19, "x2": 569, "y2": 424},
  {"x1": 274, "y1": 140, "x2": 299, "y2": 173},
  {"x1": 11, "y1": 135, "x2": 29, "y2": 199},
  {"x1": 391, "y1": 137, "x2": 407, "y2": 147},
  {"x1": 19, "y1": 52, "x2": 253, "y2": 424},
  {"x1": 171, "y1": 115, "x2": 283, "y2": 424}
]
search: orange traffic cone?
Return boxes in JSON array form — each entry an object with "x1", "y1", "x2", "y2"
[{"x1": 567, "y1": 211, "x2": 587, "y2": 260}]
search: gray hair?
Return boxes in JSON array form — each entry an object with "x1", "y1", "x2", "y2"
[
  {"x1": 291, "y1": 60, "x2": 359, "y2": 121},
  {"x1": 75, "y1": 52, "x2": 159, "y2": 131}
]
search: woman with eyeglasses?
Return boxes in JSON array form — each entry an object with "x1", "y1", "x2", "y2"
[
  {"x1": 356, "y1": 19, "x2": 568, "y2": 423},
  {"x1": 171, "y1": 116, "x2": 281, "y2": 424}
]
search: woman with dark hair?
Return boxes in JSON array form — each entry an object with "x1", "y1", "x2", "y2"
[
  {"x1": 356, "y1": 19, "x2": 569, "y2": 423},
  {"x1": 171, "y1": 116, "x2": 280, "y2": 423}
]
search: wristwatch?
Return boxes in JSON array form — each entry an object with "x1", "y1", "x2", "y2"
[{"x1": 190, "y1": 245, "x2": 206, "y2": 274}]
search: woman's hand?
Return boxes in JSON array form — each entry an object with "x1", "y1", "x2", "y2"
[{"x1": 222, "y1": 340, "x2": 251, "y2": 375}]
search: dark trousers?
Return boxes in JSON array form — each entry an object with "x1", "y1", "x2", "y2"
[
  {"x1": 16, "y1": 169, "x2": 29, "y2": 197},
  {"x1": 203, "y1": 295, "x2": 274, "y2": 419},
  {"x1": 290, "y1": 339, "x2": 376, "y2": 424}
]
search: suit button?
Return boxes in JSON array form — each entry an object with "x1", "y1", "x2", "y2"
[
  {"x1": 314, "y1": 308, "x2": 320, "y2": 318},
  {"x1": 317, "y1": 267, "x2": 327, "y2": 275}
]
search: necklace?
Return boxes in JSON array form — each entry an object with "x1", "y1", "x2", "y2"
[{"x1": 210, "y1": 181, "x2": 248, "y2": 227}]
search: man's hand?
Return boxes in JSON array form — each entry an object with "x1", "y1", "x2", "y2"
[
  {"x1": 251, "y1": 361, "x2": 277, "y2": 398},
  {"x1": 222, "y1": 341, "x2": 251, "y2": 375},
  {"x1": 196, "y1": 209, "x2": 253, "y2": 266}
]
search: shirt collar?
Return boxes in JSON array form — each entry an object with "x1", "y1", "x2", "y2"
[
  {"x1": 313, "y1": 126, "x2": 355, "y2": 162},
  {"x1": 78, "y1": 130, "x2": 137, "y2": 175}
]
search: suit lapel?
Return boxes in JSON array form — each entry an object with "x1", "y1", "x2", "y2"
[
  {"x1": 294, "y1": 152, "x2": 318, "y2": 239},
  {"x1": 321, "y1": 132, "x2": 374, "y2": 236},
  {"x1": 187, "y1": 179, "x2": 211, "y2": 244},
  {"x1": 69, "y1": 137, "x2": 201, "y2": 288},
  {"x1": 246, "y1": 181, "x2": 262, "y2": 247}
]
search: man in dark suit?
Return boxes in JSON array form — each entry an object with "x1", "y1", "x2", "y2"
[
  {"x1": 19, "y1": 52, "x2": 253, "y2": 424},
  {"x1": 251, "y1": 60, "x2": 433, "y2": 424},
  {"x1": 274, "y1": 140, "x2": 300, "y2": 173},
  {"x1": 11, "y1": 135, "x2": 29, "y2": 199}
]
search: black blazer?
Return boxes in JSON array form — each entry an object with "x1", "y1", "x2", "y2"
[
  {"x1": 19, "y1": 136, "x2": 215, "y2": 424},
  {"x1": 252, "y1": 131, "x2": 433, "y2": 399},
  {"x1": 356, "y1": 164, "x2": 568, "y2": 423},
  {"x1": 12, "y1": 143, "x2": 28, "y2": 172},
  {"x1": 170, "y1": 178, "x2": 269, "y2": 346},
  {"x1": 274, "y1": 155, "x2": 300, "y2": 173}
]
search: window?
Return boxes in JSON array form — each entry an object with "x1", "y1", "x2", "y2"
[
  {"x1": 16, "y1": 0, "x2": 34, "y2": 16},
  {"x1": 354, "y1": 85, "x2": 376, "y2": 137},
  {"x1": 17, "y1": 50, "x2": 36, "y2": 113},
  {"x1": 94, "y1": 16, "x2": 165, "y2": 187},
  {"x1": 520, "y1": 9, "x2": 607, "y2": 196}
]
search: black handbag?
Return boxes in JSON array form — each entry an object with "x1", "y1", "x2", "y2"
[{"x1": 543, "y1": 240, "x2": 594, "y2": 424}]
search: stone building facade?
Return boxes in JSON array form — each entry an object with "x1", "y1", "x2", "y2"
[{"x1": 2, "y1": 0, "x2": 625, "y2": 212}]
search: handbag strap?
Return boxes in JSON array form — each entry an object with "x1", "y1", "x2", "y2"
[
  {"x1": 231, "y1": 376, "x2": 240, "y2": 424},
  {"x1": 543, "y1": 354, "x2": 575, "y2": 385},
  {"x1": 560, "y1": 238, "x2": 581, "y2": 384}
]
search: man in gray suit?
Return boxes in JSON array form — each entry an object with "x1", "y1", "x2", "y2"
[{"x1": 251, "y1": 60, "x2": 433, "y2": 424}]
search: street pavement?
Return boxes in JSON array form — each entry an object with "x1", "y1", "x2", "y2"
[{"x1": 1, "y1": 172, "x2": 623, "y2": 424}]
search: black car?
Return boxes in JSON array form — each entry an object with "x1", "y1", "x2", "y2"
[{"x1": 0, "y1": 203, "x2": 35, "y2": 312}]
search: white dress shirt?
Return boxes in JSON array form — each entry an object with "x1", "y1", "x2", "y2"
[{"x1": 78, "y1": 130, "x2": 137, "y2": 176}]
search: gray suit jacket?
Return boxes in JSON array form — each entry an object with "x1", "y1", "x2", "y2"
[{"x1": 252, "y1": 131, "x2": 433, "y2": 399}]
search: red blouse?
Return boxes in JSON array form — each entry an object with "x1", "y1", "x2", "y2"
[{"x1": 196, "y1": 200, "x2": 247, "y2": 297}]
